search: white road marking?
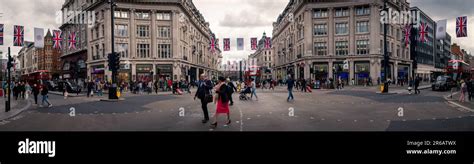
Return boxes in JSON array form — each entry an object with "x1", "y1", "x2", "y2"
[
  {"x1": 354, "y1": 120, "x2": 357, "y2": 122},
  {"x1": 402, "y1": 119, "x2": 407, "y2": 122},
  {"x1": 432, "y1": 118, "x2": 436, "y2": 120},
  {"x1": 321, "y1": 118, "x2": 325, "y2": 121},
  {"x1": 369, "y1": 120, "x2": 374, "y2": 123},
  {"x1": 387, "y1": 120, "x2": 391, "y2": 122},
  {"x1": 310, "y1": 117, "x2": 314, "y2": 120},
  {"x1": 458, "y1": 116, "x2": 462, "y2": 118}
]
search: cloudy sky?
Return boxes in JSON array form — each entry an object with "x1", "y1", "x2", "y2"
[{"x1": 0, "y1": 0, "x2": 472, "y2": 61}]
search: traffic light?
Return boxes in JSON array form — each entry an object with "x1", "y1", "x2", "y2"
[
  {"x1": 114, "y1": 52, "x2": 121, "y2": 71},
  {"x1": 7, "y1": 55, "x2": 14, "y2": 69},
  {"x1": 108, "y1": 53, "x2": 114, "y2": 71}
]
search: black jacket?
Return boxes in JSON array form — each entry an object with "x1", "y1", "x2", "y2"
[
  {"x1": 195, "y1": 80, "x2": 212, "y2": 99},
  {"x1": 227, "y1": 82, "x2": 237, "y2": 94}
]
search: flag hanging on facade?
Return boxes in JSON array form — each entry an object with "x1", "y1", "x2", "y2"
[
  {"x1": 34, "y1": 28, "x2": 45, "y2": 48},
  {"x1": 0, "y1": 24, "x2": 4, "y2": 46},
  {"x1": 419, "y1": 22, "x2": 427, "y2": 43},
  {"x1": 265, "y1": 37, "x2": 272, "y2": 49},
  {"x1": 13, "y1": 25, "x2": 24, "y2": 47},
  {"x1": 456, "y1": 16, "x2": 468, "y2": 38},
  {"x1": 403, "y1": 24, "x2": 411, "y2": 48},
  {"x1": 436, "y1": 19, "x2": 447, "y2": 40},
  {"x1": 223, "y1": 38, "x2": 230, "y2": 51},
  {"x1": 68, "y1": 31, "x2": 77, "y2": 50},
  {"x1": 210, "y1": 36, "x2": 217, "y2": 53},
  {"x1": 237, "y1": 38, "x2": 244, "y2": 51},
  {"x1": 53, "y1": 30, "x2": 63, "y2": 49},
  {"x1": 251, "y1": 37, "x2": 257, "y2": 50}
]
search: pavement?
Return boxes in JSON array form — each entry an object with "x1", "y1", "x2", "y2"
[
  {"x1": 0, "y1": 96, "x2": 32, "y2": 122},
  {"x1": 0, "y1": 85, "x2": 472, "y2": 131}
]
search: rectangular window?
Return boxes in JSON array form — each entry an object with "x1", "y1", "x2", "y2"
[
  {"x1": 157, "y1": 26, "x2": 171, "y2": 38},
  {"x1": 314, "y1": 42, "x2": 327, "y2": 56},
  {"x1": 335, "y1": 41, "x2": 349, "y2": 56},
  {"x1": 313, "y1": 9, "x2": 328, "y2": 18},
  {"x1": 157, "y1": 44, "x2": 171, "y2": 58},
  {"x1": 356, "y1": 21, "x2": 369, "y2": 33},
  {"x1": 137, "y1": 25, "x2": 150, "y2": 37},
  {"x1": 314, "y1": 24, "x2": 327, "y2": 36},
  {"x1": 114, "y1": 11, "x2": 129, "y2": 18},
  {"x1": 115, "y1": 24, "x2": 128, "y2": 37},
  {"x1": 137, "y1": 44, "x2": 150, "y2": 58},
  {"x1": 335, "y1": 22, "x2": 349, "y2": 35},
  {"x1": 135, "y1": 11, "x2": 150, "y2": 19},
  {"x1": 116, "y1": 43, "x2": 129, "y2": 58},
  {"x1": 157, "y1": 12, "x2": 171, "y2": 20},
  {"x1": 356, "y1": 40, "x2": 369, "y2": 55},
  {"x1": 335, "y1": 8, "x2": 349, "y2": 17},
  {"x1": 355, "y1": 6, "x2": 370, "y2": 15}
]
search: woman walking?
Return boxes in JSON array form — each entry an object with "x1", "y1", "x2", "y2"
[
  {"x1": 25, "y1": 83, "x2": 31, "y2": 100},
  {"x1": 250, "y1": 78, "x2": 258, "y2": 101},
  {"x1": 460, "y1": 80, "x2": 467, "y2": 102},
  {"x1": 210, "y1": 76, "x2": 231, "y2": 129}
]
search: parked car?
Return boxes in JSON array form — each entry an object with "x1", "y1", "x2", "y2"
[
  {"x1": 47, "y1": 81, "x2": 59, "y2": 91},
  {"x1": 432, "y1": 76, "x2": 456, "y2": 91},
  {"x1": 57, "y1": 81, "x2": 82, "y2": 94}
]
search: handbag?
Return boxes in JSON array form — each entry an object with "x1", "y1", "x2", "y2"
[{"x1": 205, "y1": 93, "x2": 213, "y2": 103}]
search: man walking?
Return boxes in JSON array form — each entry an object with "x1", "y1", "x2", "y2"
[
  {"x1": 287, "y1": 75, "x2": 295, "y2": 102},
  {"x1": 40, "y1": 84, "x2": 52, "y2": 108},
  {"x1": 194, "y1": 74, "x2": 213, "y2": 123},
  {"x1": 32, "y1": 83, "x2": 40, "y2": 105},
  {"x1": 227, "y1": 78, "x2": 237, "y2": 106},
  {"x1": 414, "y1": 76, "x2": 421, "y2": 94}
]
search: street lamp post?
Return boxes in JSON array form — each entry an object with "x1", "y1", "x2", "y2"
[
  {"x1": 108, "y1": 0, "x2": 118, "y2": 99},
  {"x1": 5, "y1": 47, "x2": 11, "y2": 112},
  {"x1": 382, "y1": 0, "x2": 390, "y2": 93}
]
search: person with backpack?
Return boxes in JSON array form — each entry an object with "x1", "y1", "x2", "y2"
[
  {"x1": 210, "y1": 76, "x2": 231, "y2": 129},
  {"x1": 226, "y1": 78, "x2": 237, "y2": 106},
  {"x1": 40, "y1": 84, "x2": 52, "y2": 108}
]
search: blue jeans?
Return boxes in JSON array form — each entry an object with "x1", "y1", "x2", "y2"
[
  {"x1": 251, "y1": 88, "x2": 258, "y2": 99},
  {"x1": 98, "y1": 90, "x2": 103, "y2": 96},
  {"x1": 288, "y1": 88, "x2": 294, "y2": 100},
  {"x1": 42, "y1": 95, "x2": 51, "y2": 106}
]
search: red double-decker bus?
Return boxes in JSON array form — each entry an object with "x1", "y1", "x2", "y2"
[
  {"x1": 446, "y1": 60, "x2": 470, "y2": 80},
  {"x1": 21, "y1": 70, "x2": 51, "y2": 85}
]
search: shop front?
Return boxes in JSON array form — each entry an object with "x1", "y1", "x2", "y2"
[
  {"x1": 397, "y1": 64, "x2": 410, "y2": 84},
  {"x1": 333, "y1": 62, "x2": 349, "y2": 85},
  {"x1": 136, "y1": 64, "x2": 153, "y2": 83},
  {"x1": 91, "y1": 65, "x2": 105, "y2": 82},
  {"x1": 119, "y1": 63, "x2": 132, "y2": 84},
  {"x1": 312, "y1": 63, "x2": 328, "y2": 81},
  {"x1": 189, "y1": 67, "x2": 197, "y2": 83},
  {"x1": 381, "y1": 61, "x2": 394, "y2": 82},
  {"x1": 157, "y1": 64, "x2": 173, "y2": 81},
  {"x1": 355, "y1": 62, "x2": 370, "y2": 85}
]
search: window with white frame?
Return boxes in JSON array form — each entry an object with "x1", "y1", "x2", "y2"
[
  {"x1": 314, "y1": 42, "x2": 327, "y2": 56},
  {"x1": 115, "y1": 24, "x2": 128, "y2": 37},
  {"x1": 158, "y1": 44, "x2": 171, "y2": 58},
  {"x1": 135, "y1": 11, "x2": 150, "y2": 19},
  {"x1": 356, "y1": 21, "x2": 369, "y2": 33},
  {"x1": 356, "y1": 40, "x2": 369, "y2": 55},
  {"x1": 335, "y1": 8, "x2": 349, "y2": 17},
  {"x1": 157, "y1": 26, "x2": 171, "y2": 38},
  {"x1": 335, "y1": 22, "x2": 349, "y2": 35},
  {"x1": 313, "y1": 9, "x2": 328, "y2": 18},
  {"x1": 314, "y1": 24, "x2": 327, "y2": 36},
  {"x1": 137, "y1": 44, "x2": 150, "y2": 58},
  {"x1": 355, "y1": 6, "x2": 370, "y2": 15},
  {"x1": 335, "y1": 41, "x2": 349, "y2": 56},
  {"x1": 116, "y1": 43, "x2": 129, "y2": 58},
  {"x1": 157, "y1": 12, "x2": 171, "y2": 20},
  {"x1": 137, "y1": 25, "x2": 150, "y2": 37}
]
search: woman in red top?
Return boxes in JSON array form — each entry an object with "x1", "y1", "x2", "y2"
[{"x1": 210, "y1": 76, "x2": 231, "y2": 128}]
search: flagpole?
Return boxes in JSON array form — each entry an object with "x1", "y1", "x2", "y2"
[{"x1": 382, "y1": 0, "x2": 389, "y2": 93}]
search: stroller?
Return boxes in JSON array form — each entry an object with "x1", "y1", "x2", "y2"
[{"x1": 239, "y1": 86, "x2": 252, "y2": 100}]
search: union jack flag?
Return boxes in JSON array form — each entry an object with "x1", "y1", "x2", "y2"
[
  {"x1": 68, "y1": 31, "x2": 76, "y2": 50},
  {"x1": 251, "y1": 38, "x2": 257, "y2": 50},
  {"x1": 0, "y1": 24, "x2": 3, "y2": 46},
  {"x1": 13, "y1": 25, "x2": 24, "y2": 47},
  {"x1": 418, "y1": 22, "x2": 427, "y2": 43},
  {"x1": 456, "y1": 16, "x2": 468, "y2": 38},
  {"x1": 209, "y1": 36, "x2": 217, "y2": 53},
  {"x1": 264, "y1": 37, "x2": 272, "y2": 49},
  {"x1": 403, "y1": 25, "x2": 411, "y2": 48},
  {"x1": 53, "y1": 30, "x2": 62, "y2": 49},
  {"x1": 223, "y1": 38, "x2": 230, "y2": 51}
]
